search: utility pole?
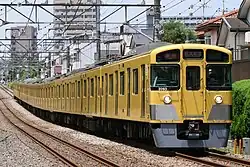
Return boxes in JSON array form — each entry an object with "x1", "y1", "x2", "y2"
[
  {"x1": 48, "y1": 52, "x2": 51, "y2": 77},
  {"x1": 153, "y1": 0, "x2": 161, "y2": 42},
  {"x1": 222, "y1": 0, "x2": 225, "y2": 15},
  {"x1": 66, "y1": 46, "x2": 70, "y2": 73},
  {"x1": 202, "y1": 0, "x2": 205, "y2": 22},
  {"x1": 96, "y1": 0, "x2": 101, "y2": 62}
]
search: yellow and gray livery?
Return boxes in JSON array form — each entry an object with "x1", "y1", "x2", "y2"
[{"x1": 13, "y1": 43, "x2": 232, "y2": 148}]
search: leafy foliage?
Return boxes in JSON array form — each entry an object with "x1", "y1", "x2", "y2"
[
  {"x1": 19, "y1": 68, "x2": 38, "y2": 81},
  {"x1": 8, "y1": 82, "x2": 14, "y2": 89},
  {"x1": 231, "y1": 79, "x2": 250, "y2": 139},
  {"x1": 160, "y1": 20, "x2": 197, "y2": 44}
]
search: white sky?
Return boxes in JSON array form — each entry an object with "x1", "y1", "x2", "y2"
[{"x1": 0, "y1": 0, "x2": 242, "y2": 51}]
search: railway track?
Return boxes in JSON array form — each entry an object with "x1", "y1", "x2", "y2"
[
  {"x1": 207, "y1": 151, "x2": 250, "y2": 166},
  {"x1": 3, "y1": 85, "x2": 250, "y2": 166},
  {"x1": 175, "y1": 151, "x2": 250, "y2": 167},
  {"x1": 1, "y1": 84, "x2": 13, "y2": 97},
  {"x1": 0, "y1": 85, "x2": 120, "y2": 167}
]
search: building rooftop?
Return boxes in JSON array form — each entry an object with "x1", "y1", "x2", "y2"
[
  {"x1": 195, "y1": 9, "x2": 239, "y2": 32},
  {"x1": 224, "y1": 17, "x2": 250, "y2": 31}
]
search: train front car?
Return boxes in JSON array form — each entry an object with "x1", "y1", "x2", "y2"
[{"x1": 149, "y1": 44, "x2": 232, "y2": 148}]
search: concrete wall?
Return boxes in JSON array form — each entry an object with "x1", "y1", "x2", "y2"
[{"x1": 232, "y1": 60, "x2": 250, "y2": 82}]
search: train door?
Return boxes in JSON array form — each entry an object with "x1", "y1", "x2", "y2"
[
  {"x1": 105, "y1": 74, "x2": 108, "y2": 115},
  {"x1": 95, "y1": 76, "x2": 98, "y2": 114},
  {"x1": 100, "y1": 76, "x2": 103, "y2": 115},
  {"x1": 141, "y1": 65, "x2": 146, "y2": 118},
  {"x1": 115, "y1": 71, "x2": 118, "y2": 116},
  {"x1": 127, "y1": 68, "x2": 131, "y2": 116},
  {"x1": 181, "y1": 50, "x2": 205, "y2": 119},
  {"x1": 88, "y1": 78, "x2": 90, "y2": 113}
]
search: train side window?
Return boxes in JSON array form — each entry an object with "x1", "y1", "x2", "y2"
[
  {"x1": 73, "y1": 83, "x2": 75, "y2": 97},
  {"x1": 101, "y1": 76, "x2": 104, "y2": 96},
  {"x1": 67, "y1": 84, "x2": 69, "y2": 97},
  {"x1": 59, "y1": 86, "x2": 60, "y2": 98},
  {"x1": 133, "y1": 69, "x2": 138, "y2": 94},
  {"x1": 120, "y1": 71, "x2": 125, "y2": 95},
  {"x1": 54, "y1": 86, "x2": 56, "y2": 98},
  {"x1": 91, "y1": 78, "x2": 94, "y2": 96},
  {"x1": 84, "y1": 80, "x2": 87, "y2": 97},
  {"x1": 109, "y1": 74, "x2": 113, "y2": 95},
  {"x1": 186, "y1": 66, "x2": 200, "y2": 90},
  {"x1": 98, "y1": 77, "x2": 100, "y2": 96},
  {"x1": 63, "y1": 85, "x2": 65, "y2": 98},
  {"x1": 77, "y1": 81, "x2": 80, "y2": 97},
  {"x1": 51, "y1": 87, "x2": 53, "y2": 98}
]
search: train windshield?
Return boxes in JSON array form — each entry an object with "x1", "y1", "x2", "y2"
[
  {"x1": 150, "y1": 64, "x2": 180, "y2": 90},
  {"x1": 206, "y1": 64, "x2": 232, "y2": 90}
]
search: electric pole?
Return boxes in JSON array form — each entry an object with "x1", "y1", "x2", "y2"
[
  {"x1": 154, "y1": 0, "x2": 161, "y2": 42},
  {"x1": 222, "y1": 0, "x2": 225, "y2": 15},
  {"x1": 96, "y1": 0, "x2": 101, "y2": 62},
  {"x1": 202, "y1": 0, "x2": 205, "y2": 22}
]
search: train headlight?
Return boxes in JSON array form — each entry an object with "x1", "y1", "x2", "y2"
[
  {"x1": 163, "y1": 95, "x2": 172, "y2": 104},
  {"x1": 214, "y1": 95, "x2": 223, "y2": 104}
]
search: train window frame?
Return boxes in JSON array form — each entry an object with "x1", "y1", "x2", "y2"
[
  {"x1": 59, "y1": 85, "x2": 61, "y2": 98},
  {"x1": 156, "y1": 49, "x2": 180, "y2": 62},
  {"x1": 77, "y1": 80, "x2": 80, "y2": 97},
  {"x1": 186, "y1": 66, "x2": 200, "y2": 90},
  {"x1": 63, "y1": 85, "x2": 65, "y2": 98},
  {"x1": 71, "y1": 83, "x2": 75, "y2": 97},
  {"x1": 67, "y1": 84, "x2": 69, "y2": 98},
  {"x1": 133, "y1": 68, "x2": 138, "y2": 94},
  {"x1": 150, "y1": 64, "x2": 180, "y2": 91},
  {"x1": 109, "y1": 74, "x2": 113, "y2": 96},
  {"x1": 84, "y1": 80, "x2": 87, "y2": 97},
  {"x1": 51, "y1": 87, "x2": 52, "y2": 98},
  {"x1": 91, "y1": 78, "x2": 94, "y2": 97},
  {"x1": 120, "y1": 71, "x2": 125, "y2": 95},
  {"x1": 183, "y1": 49, "x2": 204, "y2": 59},
  {"x1": 206, "y1": 49, "x2": 229, "y2": 62},
  {"x1": 206, "y1": 64, "x2": 232, "y2": 91},
  {"x1": 98, "y1": 77, "x2": 100, "y2": 96},
  {"x1": 101, "y1": 76, "x2": 104, "y2": 96}
]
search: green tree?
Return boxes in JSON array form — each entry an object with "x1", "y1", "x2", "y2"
[
  {"x1": 160, "y1": 20, "x2": 197, "y2": 44},
  {"x1": 231, "y1": 79, "x2": 250, "y2": 139}
]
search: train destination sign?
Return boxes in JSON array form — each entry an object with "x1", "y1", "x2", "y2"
[{"x1": 183, "y1": 49, "x2": 204, "y2": 59}]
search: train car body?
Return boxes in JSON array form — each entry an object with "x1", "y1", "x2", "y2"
[{"x1": 13, "y1": 43, "x2": 232, "y2": 148}]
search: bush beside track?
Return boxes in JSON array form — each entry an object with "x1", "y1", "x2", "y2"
[
  {"x1": 7, "y1": 82, "x2": 14, "y2": 89},
  {"x1": 231, "y1": 79, "x2": 250, "y2": 139}
]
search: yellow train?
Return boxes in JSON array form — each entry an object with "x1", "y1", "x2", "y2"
[{"x1": 13, "y1": 43, "x2": 232, "y2": 148}]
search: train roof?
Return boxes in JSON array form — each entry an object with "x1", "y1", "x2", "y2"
[{"x1": 18, "y1": 42, "x2": 231, "y2": 85}]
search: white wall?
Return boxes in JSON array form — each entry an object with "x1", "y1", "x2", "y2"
[
  {"x1": 225, "y1": 32, "x2": 245, "y2": 60},
  {"x1": 245, "y1": 32, "x2": 250, "y2": 43}
]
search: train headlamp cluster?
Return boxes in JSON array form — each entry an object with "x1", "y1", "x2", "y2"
[
  {"x1": 214, "y1": 95, "x2": 223, "y2": 104},
  {"x1": 163, "y1": 95, "x2": 172, "y2": 104}
]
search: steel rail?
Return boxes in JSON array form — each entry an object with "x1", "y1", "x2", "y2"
[
  {"x1": 207, "y1": 151, "x2": 250, "y2": 166},
  {"x1": 175, "y1": 152, "x2": 228, "y2": 167},
  {"x1": 0, "y1": 85, "x2": 120, "y2": 167},
  {"x1": 0, "y1": 100, "x2": 78, "y2": 167}
]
